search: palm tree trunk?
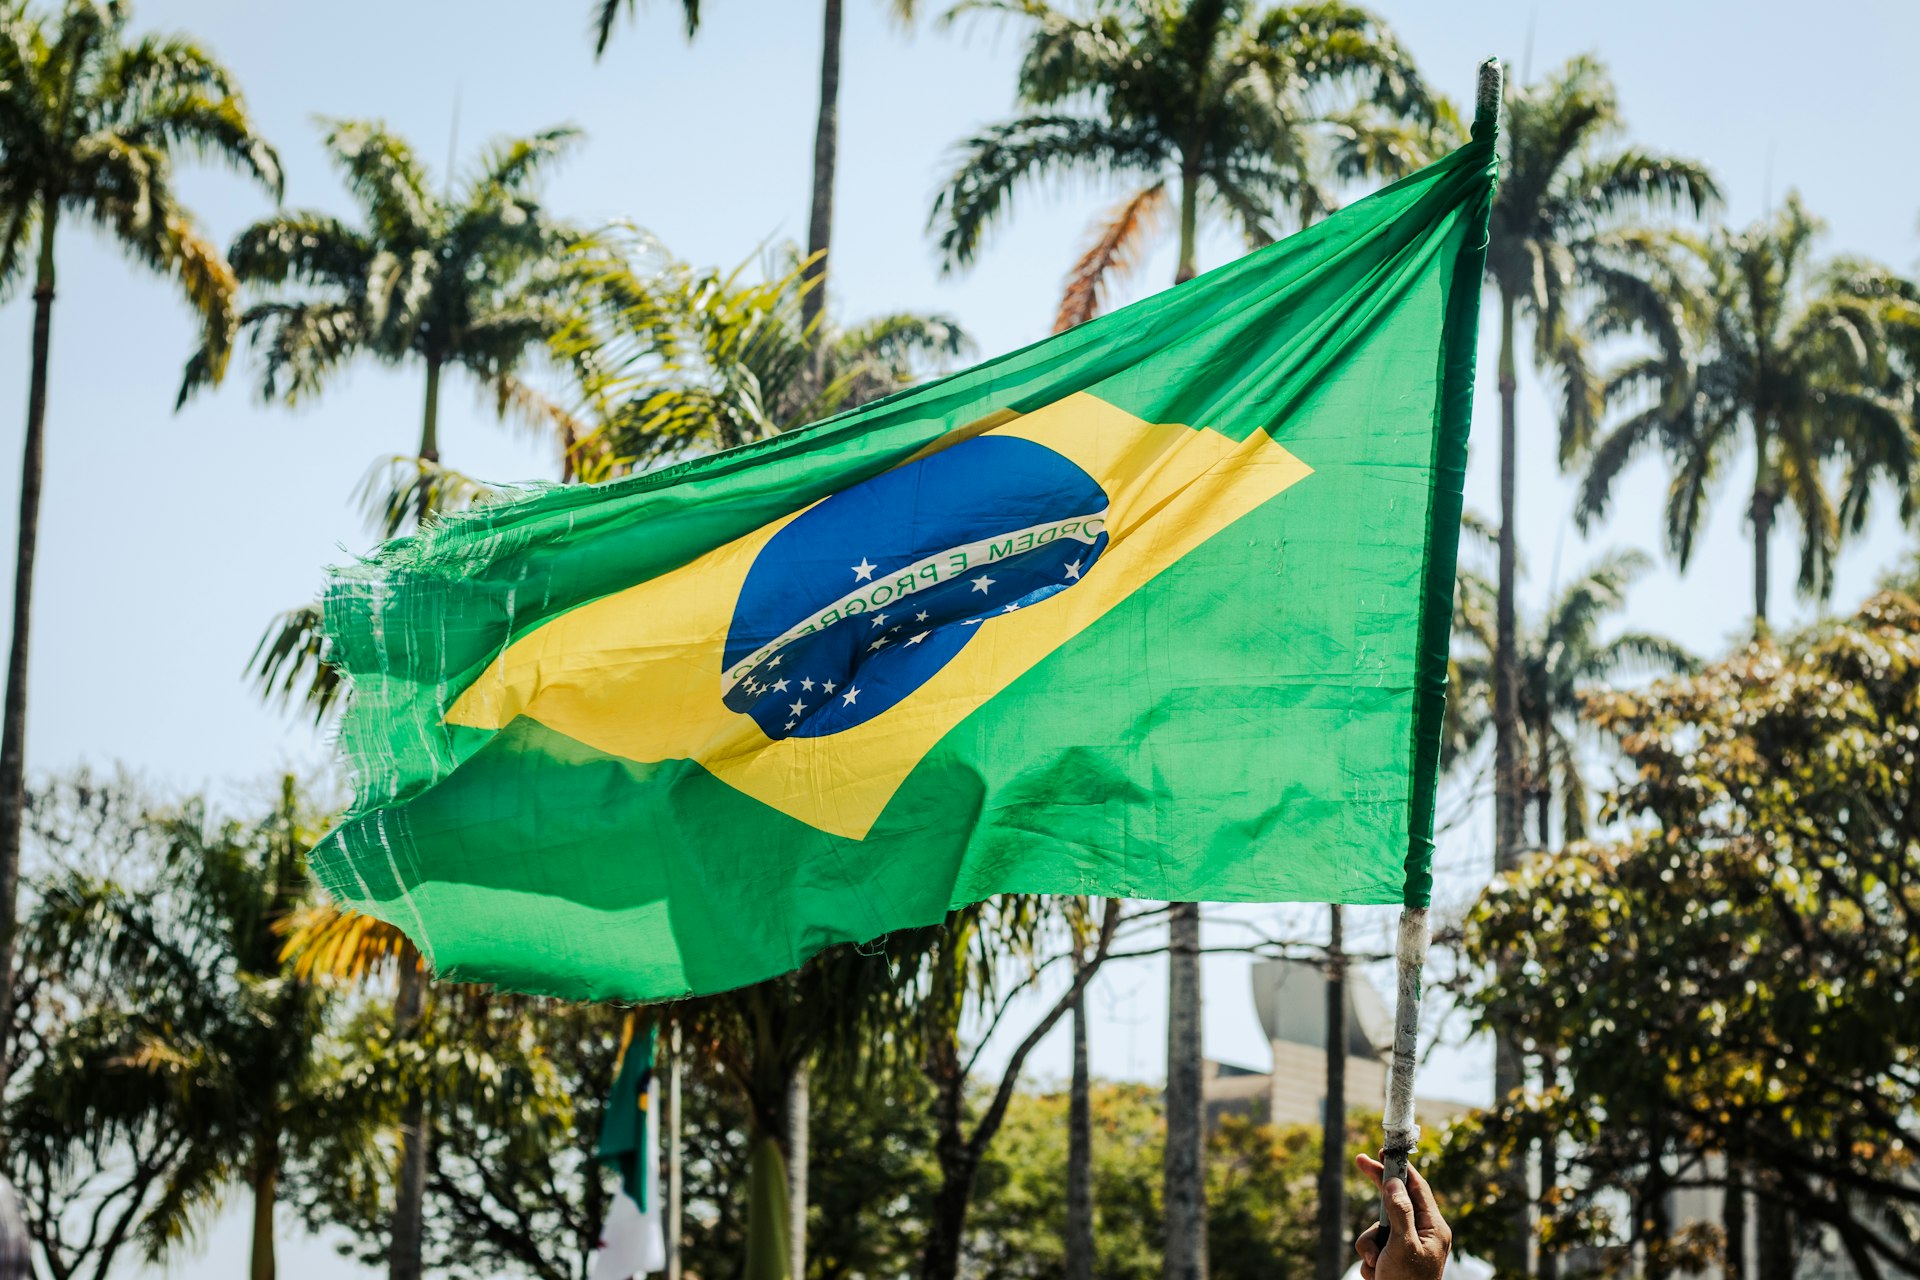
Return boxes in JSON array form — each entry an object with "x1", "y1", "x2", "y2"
[
  {"x1": 1163, "y1": 900, "x2": 1206, "y2": 1280},
  {"x1": 922, "y1": 1141, "x2": 978, "y2": 1280},
  {"x1": 1642, "y1": 1167, "x2": 1674, "y2": 1280},
  {"x1": 1174, "y1": 168, "x2": 1201, "y2": 284},
  {"x1": 1314, "y1": 905, "x2": 1347, "y2": 1280},
  {"x1": 1537, "y1": 1052, "x2": 1561, "y2": 1280},
  {"x1": 1492, "y1": 287, "x2": 1530, "y2": 1280},
  {"x1": 1535, "y1": 752, "x2": 1559, "y2": 1280},
  {"x1": 1750, "y1": 472, "x2": 1775, "y2": 634},
  {"x1": 1493, "y1": 287, "x2": 1523, "y2": 875},
  {"x1": 1755, "y1": 1201, "x2": 1794, "y2": 1280},
  {"x1": 800, "y1": 0, "x2": 843, "y2": 333},
  {"x1": 1066, "y1": 990, "x2": 1094, "y2": 1280},
  {"x1": 415, "y1": 355, "x2": 443, "y2": 528},
  {"x1": 0, "y1": 203, "x2": 59, "y2": 1117},
  {"x1": 1722, "y1": 1161, "x2": 1747, "y2": 1280},
  {"x1": 1533, "y1": 736, "x2": 1553, "y2": 851},
  {"x1": 251, "y1": 1130, "x2": 279, "y2": 1280},
  {"x1": 389, "y1": 946, "x2": 429, "y2": 1280},
  {"x1": 787, "y1": 1061, "x2": 809, "y2": 1280},
  {"x1": 746, "y1": 1128, "x2": 793, "y2": 1280}
]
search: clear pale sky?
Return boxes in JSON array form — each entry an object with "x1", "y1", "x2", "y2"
[{"x1": 3, "y1": 0, "x2": 1915, "y2": 1274}]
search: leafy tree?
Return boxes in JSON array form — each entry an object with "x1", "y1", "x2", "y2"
[
  {"x1": 1577, "y1": 194, "x2": 1915, "y2": 630},
  {"x1": 930, "y1": 0, "x2": 1429, "y2": 307},
  {"x1": 0, "y1": 0, "x2": 280, "y2": 1086},
  {"x1": 288, "y1": 990, "x2": 620, "y2": 1280},
  {"x1": 1441, "y1": 587, "x2": 1920, "y2": 1279},
  {"x1": 897, "y1": 896, "x2": 1119, "y2": 1280},
  {"x1": 1446, "y1": 550, "x2": 1688, "y2": 1278},
  {"x1": 967, "y1": 1079, "x2": 1379, "y2": 1279},
  {"x1": 6, "y1": 773, "x2": 355, "y2": 1280}
]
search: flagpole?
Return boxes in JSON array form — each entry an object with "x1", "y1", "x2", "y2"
[
  {"x1": 1378, "y1": 907, "x2": 1430, "y2": 1193},
  {"x1": 1376, "y1": 52, "x2": 1503, "y2": 1243},
  {"x1": 666, "y1": 1022, "x2": 683, "y2": 1280}
]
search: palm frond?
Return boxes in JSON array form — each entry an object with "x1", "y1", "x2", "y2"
[
  {"x1": 1576, "y1": 406, "x2": 1678, "y2": 530},
  {"x1": 320, "y1": 118, "x2": 434, "y2": 247},
  {"x1": 469, "y1": 125, "x2": 582, "y2": 198},
  {"x1": 591, "y1": 0, "x2": 699, "y2": 55},
  {"x1": 226, "y1": 210, "x2": 372, "y2": 289},
  {"x1": 279, "y1": 902, "x2": 419, "y2": 982},
  {"x1": 217, "y1": 297, "x2": 364, "y2": 406},
  {"x1": 1561, "y1": 150, "x2": 1719, "y2": 230},
  {"x1": 246, "y1": 605, "x2": 342, "y2": 725},
  {"x1": 354, "y1": 454, "x2": 503, "y2": 540},
  {"x1": 928, "y1": 113, "x2": 1166, "y2": 272}
]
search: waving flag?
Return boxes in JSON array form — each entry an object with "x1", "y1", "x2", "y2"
[
  {"x1": 311, "y1": 118, "x2": 1497, "y2": 1002},
  {"x1": 593, "y1": 1022, "x2": 665, "y2": 1280}
]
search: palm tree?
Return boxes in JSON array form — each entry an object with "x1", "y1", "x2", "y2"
[
  {"x1": 1486, "y1": 53, "x2": 1717, "y2": 850},
  {"x1": 282, "y1": 913, "x2": 630, "y2": 1280},
  {"x1": 931, "y1": 0, "x2": 1428, "y2": 300},
  {"x1": 590, "y1": 0, "x2": 919, "y2": 332},
  {"x1": 185, "y1": 117, "x2": 585, "y2": 483},
  {"x1": 0, "y1": 0, "x2": 280, "y2": 1092},
  {"x1": 9, "y1": 778, "x2": 350, "y2": 1280},
  {"x1": 182, "y1": 119, "x2": 585, "y2": 1280},
  {"x1": 203, "y1": 115, "x2": 587, "y2": 756},
  {"x1": 1484, "y1": 55, "x2": 1715, "y2": 866},
  {"x1": 1577, "y1": 196, "x2": 1915, "y2": 631},
  {"x1": 1479, "y1": 62, "x2": 1714, "y2": 1263},
  {"x1": 1451, "y1": 552, "x2": 1691, "y2": 861}
]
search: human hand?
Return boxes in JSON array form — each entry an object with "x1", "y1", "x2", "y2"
[{"x1": 1352, "y1": 1152, "x2": 1451, "y2": 1280}]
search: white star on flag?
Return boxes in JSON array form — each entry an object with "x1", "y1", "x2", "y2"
[
  {"x1": 1003, "y1": 602, "x2": 1021, "y2": 613},
  {"x1": 869, "y1": 636, "x2": 890, "y2": 651},
  {"x1": 823, "y1": 680, "x2": 837, "y2": 694},
  {"x1": 1064, "y1": 559, "x2": 1082, "y2": 580},
  {"x1": 907, "y1": 631, "x2": 929, "y2": 645},
  {"x1": 971, "y1": 574, "x2": 995, "y2": 594},
  {"x1": 801, "y1": 678, "x2": 814, "y2": 691},
  {"x1": 772, "y1": 679, "x2": 789, "y2": 692},
  {"x1": 843, "y1": 687, "x2": 861, "y2": 705},
  {"x1": 871, "y1": 613, "x2": 888, "y2": 628},
  {"x1": 916, "y1": 610, "x2": 929, "y2": 621},
  {"x1": 852, "y1": 557, "x2": 876, "y2": 582},
  {"x1": 789, "y1": 700, "x2": 807, "y2": 716}
]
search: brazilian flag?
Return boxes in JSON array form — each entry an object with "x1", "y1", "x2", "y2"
[{"x1": 312, "y1": 107, "x2": 1498, "y2": 1003}]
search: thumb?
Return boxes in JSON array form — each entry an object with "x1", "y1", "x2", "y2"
[{"x1": 1383, "y1": 1176, "x2": 1417, "y2": 1237}]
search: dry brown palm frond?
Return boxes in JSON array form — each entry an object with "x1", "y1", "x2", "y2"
[{"x1": 1053, "y1": 181, "x2": 1169, "y2": 333}]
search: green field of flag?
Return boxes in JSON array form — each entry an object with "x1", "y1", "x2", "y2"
[{"x1": 311, "y1": 117, "x2": 1497, "y2": 1003}]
